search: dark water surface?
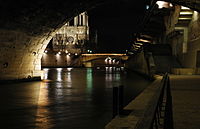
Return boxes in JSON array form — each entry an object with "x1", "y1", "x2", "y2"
[{"x1": 0, "y1": 67, "x2": 151, "y2": 129}]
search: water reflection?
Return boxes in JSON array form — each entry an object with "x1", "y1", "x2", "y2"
[
  {"x1": 39, "y1": 67, "x2": 126, "y2": 129},
  {"x1": 36, "y1": 67, "x2": 151, "y2": 129},
  {"x1": 86, "y1": 68, "x2": 93, "y2": 93},
  {"x1": 35, "y1": 83, "x2": 52, "y2": 129},
  {"x1": 43, "y1": 68, "x2": 49, "y2": 80},
  {"x1": 105, "y1": 67, "x2": 122, "y2": 88},
  {"x1": 66, "y1": 72, "x2": 72, "y2": 87},
  {"x1": 56, "y1": 68, "x2": 62, "y2": 82},
  {"x1": 0, "y1": 67, "x2": 151, "y2": 129}
]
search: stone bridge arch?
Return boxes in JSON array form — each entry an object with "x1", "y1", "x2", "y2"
[
  {"x1": 0, "y1": 0, "x2": 105, "y2": 80},
  {"x1": 1, "y1": 0, "x2": 200, "y2": 80}
]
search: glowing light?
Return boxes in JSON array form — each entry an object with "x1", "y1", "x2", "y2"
[
  {"x1": 134, "y1": 45, "x2": 141, "y2": 48},
  {"x1": 146, "y1": 5, "x2": 149, "y2": 10},
  {"x1": 178, "y1": 17, "x2": 192, "y2": 20},
  {"x1": 56, "y1": 68, "x2": 62, "y2": 82},
  {"x1": 43, "y1": 68, "x2": 49, "y2": 71},
  {"x1": 36, "y1": 83, "x2": 52, "y2": 128},
  {"x1": 86, "y1": 69, "x2": 93, "y2": 93},
  {"x1": 44, "y1": 50, "x2": 48, "y2": 53},
  {"x1": 137, "y1": 38, "x2": 150, "y2": 43},
  {"x1": 65, "y1": 50, "x2": 68, "y2": 53},
  {"x1": 43, "y1": 68, "x2": 49, "y2": 80},
  {"x1": 181, "y1": 6, "x2": 190, "y2": 10},
  {"x1": 66, "y1": 72, "x2": 72, "y2": 88},
  {"x1": 180, "y1": 11, "x2": 193, "y2": 15},
  {"x1": 68, "y1": 53, "x2": 71, "y2": 56},
  {"x1": 156, "y1": 1, "x2": 171, "y2": 9},
  {"x1": 135, "y1": 43, "x2": 143, "y2": 45},
  {"x1": 57, "y1": 68, "x2": 62, "y2": 71},
  {"x1": 82, "y1": 54, "x2": 126, "y2": 56},
  {"x1": 67, "y1": 68, "x2": 73, "y2": 71},
  {"x1": 75, "y1": 53, "x2": 78, "y2": 56},
  {"x1": 193, "y1": 11, "x2": 198, "y2": 21},
  {"x1": 109, "y1": 60, "x2": 112, "y2": 64},
  {"x1": 57, "y1": 52, "x2": 61, "y2": 55}
]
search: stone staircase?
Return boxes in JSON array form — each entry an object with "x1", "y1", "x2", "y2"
[{"x1": 176, "y1": 6, "x2": 193, "y2": 27}]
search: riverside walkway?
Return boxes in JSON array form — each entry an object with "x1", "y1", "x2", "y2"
[
  {"x1": 105, "y1": 74, "x2": 200, "y2": 129},
  {"x1": 170, "y1": 75, "x2": 200, "y2": 129}
]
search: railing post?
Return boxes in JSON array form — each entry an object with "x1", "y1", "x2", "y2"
[
  {"x1": 119, "y1": 85, "x2": 124, "y2": 115},
  {"x1": 113, "y1": 86, "x2": 119, "y2": 118}
]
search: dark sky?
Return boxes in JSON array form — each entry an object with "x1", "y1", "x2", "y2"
[{"x1": 88, "y1": 1, "x2": 148, "y2": 53}]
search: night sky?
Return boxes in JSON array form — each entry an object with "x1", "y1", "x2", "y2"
[{"x1": 88, "y1": 1, "x2": 148, "y2": 53}]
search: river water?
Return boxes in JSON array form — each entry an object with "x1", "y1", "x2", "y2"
[{"x1": 0, "y1": 67, "x2": 151, "y2": 129}]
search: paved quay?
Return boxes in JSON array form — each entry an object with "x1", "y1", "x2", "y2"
[
  {"x1": 105, "y1": 76, "x2": 162, "y2": 129},
  {"x1": 105, "y1": 75, "x2": 200, "y2": 129},
  {"x1": 170, "y1": 75, "x2": 200, "y2": 129}
]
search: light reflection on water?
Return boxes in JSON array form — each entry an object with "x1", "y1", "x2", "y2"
[
  {"x1": 43, "y1": 68, "x2": 49, "y2": 80},
  {"x1": 56, "y1": 68, "x2": 62, "y2": 82},
  {"x1": 37, "y1": 67, "x2": 126, "y2": 129},
  {"x1": 86, "y1": 68, "x2": 93, "y2": 93},
  {"x1": 0, "y1": 67, "x2": 151, "y2": 129},
  {"x1": 35, "y1": 82, "x2": 53, "y2": 129}
]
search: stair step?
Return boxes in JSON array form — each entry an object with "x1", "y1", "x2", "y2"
[
  {"x1": 180, "y1": 11, "x2": 193, "y2": 15},
  {"x1": 178, "y1": 17, "x2": 192, "y2": 20}
]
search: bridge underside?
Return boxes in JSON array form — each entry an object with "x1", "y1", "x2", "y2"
[{"x1": 0, "y1": 0, "x2": 200, "y2": 80}]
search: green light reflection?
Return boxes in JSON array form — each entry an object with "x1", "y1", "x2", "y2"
[{"x1": 86, "y1": 68, "x2": 93, "y2": 93}]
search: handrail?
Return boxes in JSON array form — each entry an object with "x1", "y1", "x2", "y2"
[{"x1": 134, "y1": 73, "x2": 174, "y2": 129}]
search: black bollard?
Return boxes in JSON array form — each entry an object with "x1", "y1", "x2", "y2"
[
  {"x1": 113, "y1": 86, "x2": 119, "y2": 118},
  {"x1": 119, "y1": 85, "x2": 124, "y2": 115}
]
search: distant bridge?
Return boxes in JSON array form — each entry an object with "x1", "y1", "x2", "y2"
[{"x1": 81, "y1": 53, "x2": 129, "y2": 67}]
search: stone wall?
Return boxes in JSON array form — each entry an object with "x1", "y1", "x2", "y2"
[
  {"x1": 166, "y1": 7, "x2": 200, "y2": 74},
  {"x1": 41, "y1": 52, "x2": 81, "y2": 67},
  {"x1": 0, "y1": 30, "x2": 54, "y2": 80},
  {"x1": 182, "y1": 11, "x2": 200, "y2": 68},
  {"x1": 125, "y1": 51, "x2": 150, "y2": 76}
]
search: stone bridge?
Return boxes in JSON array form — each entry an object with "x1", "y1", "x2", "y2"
[
  {"x1": 81, "y1": 53, "x2": 128, "y2": 62},
  {"x1": 81, "y1": 53, "x2": 128, "y2": 67}
]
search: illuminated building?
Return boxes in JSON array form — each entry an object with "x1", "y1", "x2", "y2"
[
  {"x1": 52, "y1": 12, "x2": 89, "y2": 54},
  {"x1": 41, "y1": 12, "x2": 89, "y2": 67}
]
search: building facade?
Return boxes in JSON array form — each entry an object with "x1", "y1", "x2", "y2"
[
  {"x1": 52, "y1": 12, "x2": 89, "y2": 54},
  {"x1": 41, "y1": 12, "x2": 89, "y2": 67}
]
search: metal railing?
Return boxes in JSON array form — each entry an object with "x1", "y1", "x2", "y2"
[{"x1": 134, "y1": 73, "x2": 174, "y2": 129}]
